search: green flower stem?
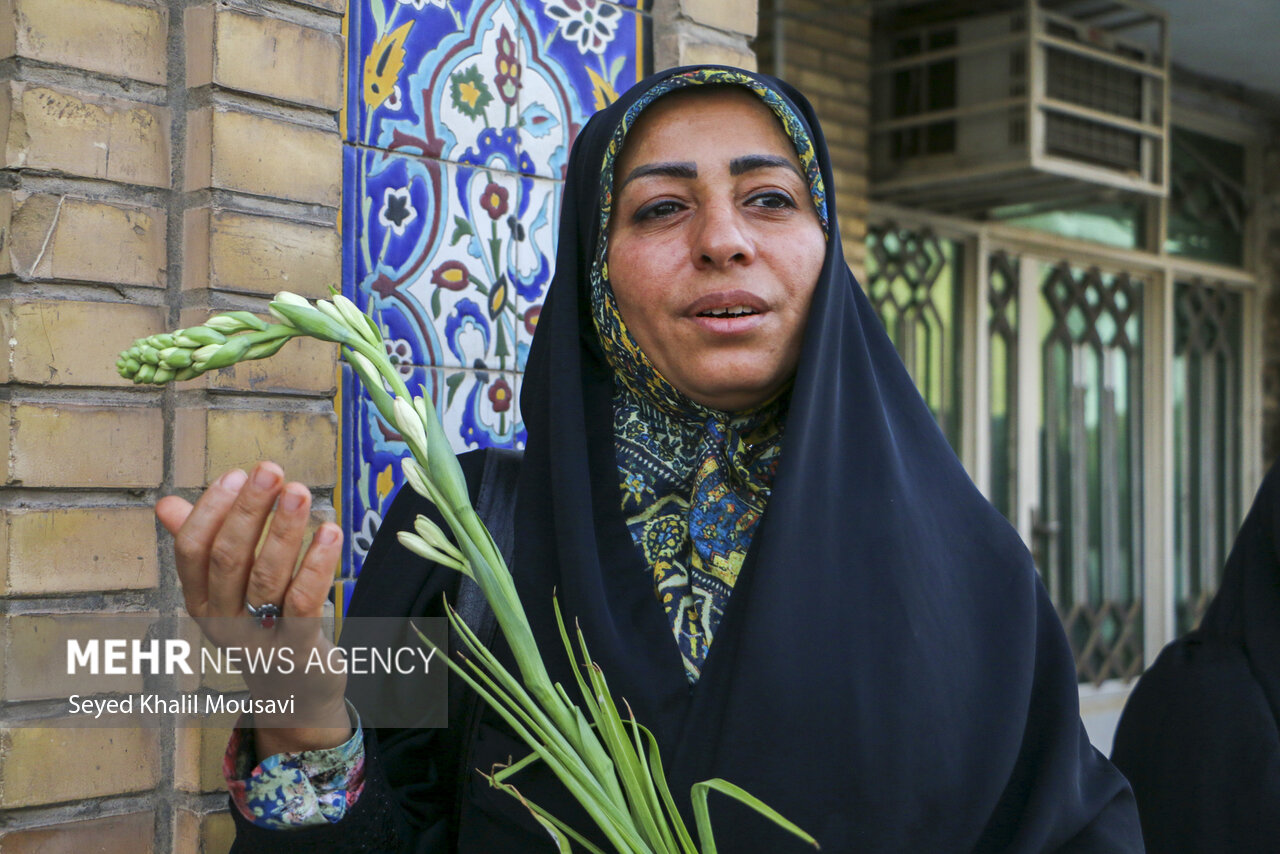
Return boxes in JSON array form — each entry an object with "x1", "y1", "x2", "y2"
[{"x1": 116, "y1": 292, "x2": 819, "y2": 853}]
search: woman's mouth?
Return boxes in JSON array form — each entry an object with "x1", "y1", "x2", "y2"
[{"x1": 697, "y1": 305, "x2": 760, "y2": 318}]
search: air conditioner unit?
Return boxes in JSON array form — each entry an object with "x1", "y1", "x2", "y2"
[{"x1": 871, "y1": 0, "x2": 1169, "y2": 216}]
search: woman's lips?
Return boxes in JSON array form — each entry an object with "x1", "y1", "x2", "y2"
[{"x1": 686, "y1": 290, "x2": 768, "y2": 334}]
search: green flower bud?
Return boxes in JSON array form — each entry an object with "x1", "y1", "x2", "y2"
[
  {"x1": 174, "y1": 326, "x2": 227, "y2": 347},
  {"x1": 138, "y1": 345, "x2": 161, "y2": 365},
  {"x1": 334, "y1": 295, "x2": 383, "y2": 347},
  {"x1": 195, "y1": 335, "x2": 254, "y2": 371},
  {"x1": 205, "y1": 311, "x2": 268, "y2": 334},
  {"x1": 394, "y1": 396, "x2": 429, "y2": 461},
  {"x1": 134, "y1": 363, "x2": 156, "y2": 384},
  {"x1": 314, "y1": 299, "x2": 348, "y2": 328},
  {"x1": 152, "y1": 366, "x2": 175, "y2": 384},
  {"x1": 146, "y1": 333, "x2": 175, "y2": 349},
  {"x1": 159, "y1": 347, "x2": 193, "y2": 368},
  {"x1": 401, "y1": 457, "x2": 433, "y2": 501},
  {"x1": 192, "y1": 344, "x2": 221, "y2": 365},
  {"x1": 243, "y1": 335, "x2": 290, "y2": 361},
  {"x1": 268, "y1": 299, "x2": 353, "y2": 345}
]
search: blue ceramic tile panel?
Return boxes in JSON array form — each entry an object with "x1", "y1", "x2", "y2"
[
  {"x1": 352, "y1": 148, "x2": 519, "y2": 372},
  {"x1": 343, "y1": 0, "x2": 650, "y2": 585},
  {"x1": 519, "y1": 1, "x2": 646, "y2": 180},
  {"x1": 357, "y1": 0, "x2": 526, "y2": 167}
]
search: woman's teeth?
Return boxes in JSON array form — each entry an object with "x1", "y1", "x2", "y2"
[{"x1": 699, "y1": 306, "x2": 758, "y2": 317}]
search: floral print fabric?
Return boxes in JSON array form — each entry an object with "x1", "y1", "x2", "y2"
[{"x1": 225, "y1": 710, "x2": 366, "y2": 829}]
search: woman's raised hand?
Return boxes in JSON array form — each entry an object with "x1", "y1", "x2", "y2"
[{"x1": 155, "y1": 461, "x2": 353, "y2": 757}]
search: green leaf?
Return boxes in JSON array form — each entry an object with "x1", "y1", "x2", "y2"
[
  {"x1": 691, "y1": 779, "x2": 821, "y2": 854},
  {"x1": 450, "y1": 215, "x2": 474, "y2": 246},
  {"x1": 495, "y1": 321, "x2": 510, "y2": 359},
  {"x1": 431, "y1": 286, "x2": 443, "y2": 318},
  {"x1": 445, "y1": 371, "x2": 465, "y2": 407},
  {"x1": 638, "y1": 724, "x2": 697, "y2": 853},
  {"x1": 371, "y1": 0, "x2": 386, "y2": 40},
  {"x1": 610, "y1": 54, "x2": 625, "y2": 84}
]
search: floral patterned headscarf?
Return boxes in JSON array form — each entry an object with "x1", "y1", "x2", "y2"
[{"x1": 587, "y1": 68, "x2": 828, "y2": 682}]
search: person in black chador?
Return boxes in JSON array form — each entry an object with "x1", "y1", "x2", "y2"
[
  {"x1": 1111, "y1": 460, "x2": 1280, "y2": 852},
  {"x1": 158, "y1": 66, "x2": 1143, "y2": 852}
]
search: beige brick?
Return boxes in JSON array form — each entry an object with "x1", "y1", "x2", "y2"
[
  {"x1": 0, "y1": 507, "x2": 158, "y2": 595},
  {"x1": 0, "y1": 192, "x2": 166, "y2": 286},
  {"x1": 0, "y1": 726, "x2": 160, "y2": 806},
  {"x1": 4, "y1": 402, "x2": 163, "y2": 488},
  {"x1": 179, "y1": 309, "x2": 336, "y2": 396},
  {"x1": 3, "y1": 299, "x2": 167, "y2": 386},
  {"x1": 1, "y1": 82, "x2": 170, "y2": 187},
  {"x1": 1, "y1": 612, "x2": 156, "y2": 701},
  {"x1": 4, "y1": 0, "x2": 167, "y2": 84},
  {"x1": 0, "y1": 811, "x2": 155, "y2": 854},
  {"x1": 183, "y1": 207, "x2": 339, "y2": 297},
  {"x1": 174, "y1": 723, "x2": 235, "y2": 792},
  {"x1": 680, "y1": 0, "x2": 757, "y2": 37},
  {"x1": 202, "y1": 812, "x2": 235, "y2": 854},
  {"x1": 172, "y1": 810, "x2": 199, "y2": 854},
  {"x1": 174, "y1": 407, "x2": 337, "y2": 488},
  {"x1": 185, "y1": 107, "x2": 340, "y2": 207},
  {"x1": 187, "y1": 7, "x2": 342, "y2": 111},
  {"x1": 678, "y1": 40, "x2": 756, "y2": 72},
  {"x1": 290, "y1": 0, "x2": 344, "y2": 12},
  {"x1": 173, "y1": 809, "x2": 234, "y2": 854}
]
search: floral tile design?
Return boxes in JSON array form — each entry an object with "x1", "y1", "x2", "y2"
[
  {"x1": 518, "y1": 1, "x2": 646, "y2": 180},
  {"x1": 349, "y1": 148, "x2": 523, "y2": 371},
  {"x1": 342, "y1": 0, "x2": 650, "y2": 582}
]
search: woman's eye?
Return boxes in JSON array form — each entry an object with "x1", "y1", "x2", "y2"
[
  {"x1": 748, "y1": 191, "x2": 796, "y2": 210},
  {"x1": 634, "y1": 200, "x2": 683, "y2": 221}
]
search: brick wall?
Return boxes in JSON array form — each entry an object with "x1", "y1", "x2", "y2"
[
  {"x1": 0, "y1": 0, "x2": 343, "y2": 849},
  {"x1": 653, "y1": 0, "x2": 758, "y2": 71},
  {"x1": 756, "y1": 0, "x2": 870, "y2": 279}
]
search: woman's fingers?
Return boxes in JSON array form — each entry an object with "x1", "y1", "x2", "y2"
[
  {"x1": 161, "y1": 468, "x2": 249, "y2": 615},
  {"x1": 244, "y1": 482, "x2": 313, "y2": 616},
  {"x1": 284, "y1": 523, "x2": 343, "y2": 619},
  {"x1": 206, "y1": 462, "x2": 285, "y2": 616}
]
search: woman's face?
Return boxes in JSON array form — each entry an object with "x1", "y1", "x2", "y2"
[{"x1": 606, "y1": 88, "x2": 826, "y2": 412}]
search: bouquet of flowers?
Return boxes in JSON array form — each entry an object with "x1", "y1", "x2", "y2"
[{"x1": 117, "y1": 292, "x2": 818, "y2": 854}]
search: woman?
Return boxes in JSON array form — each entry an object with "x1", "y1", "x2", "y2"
[
  {"x1": 1110, "y1": 460, "x2": 1280, "y2": 852},
  {"x1": 159, "y1": 66, "x2": 1143, "y2": 852}
]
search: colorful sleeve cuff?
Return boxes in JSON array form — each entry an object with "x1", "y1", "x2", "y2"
[{"x1": 224, "y1": 703, "x2": 366, "y2": 829}]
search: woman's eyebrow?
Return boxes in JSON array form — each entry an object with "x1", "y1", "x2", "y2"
[
  {"x1": 730, "y1": 154, "x2": 801, "y2": 177},
  {"x1": 619, "y1": 162, "x2": 697, "y2": 189}
]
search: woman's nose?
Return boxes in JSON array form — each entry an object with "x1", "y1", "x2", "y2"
[{"x1": 692, "y1": 203, "x2": 754, "y2": 268}]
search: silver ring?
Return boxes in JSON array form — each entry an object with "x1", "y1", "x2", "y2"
[{"x1": 245, "y1": 600, "x2": 281, "y2": 629}]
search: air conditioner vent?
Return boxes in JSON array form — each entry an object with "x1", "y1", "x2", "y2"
[{"x1": 871, "y1": 0, "x2": 1168, "y2": 216}]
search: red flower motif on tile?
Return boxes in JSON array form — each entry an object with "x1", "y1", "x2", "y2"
[
  {"x1": 480, "y1": 183, "x2": 509, "y2": 220},
  {"x1": 494, "y1": 26, "x2": 521, "y2": 106},
  {"x1": 431, "y1": 260, "x2": 470, "y2": 291},
  {"x1": 523, "y1": 304, "x2": 541, "y2": 335},
  {"x1": 487, "y1": 377, "x2": 513, "y2": 413}
]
